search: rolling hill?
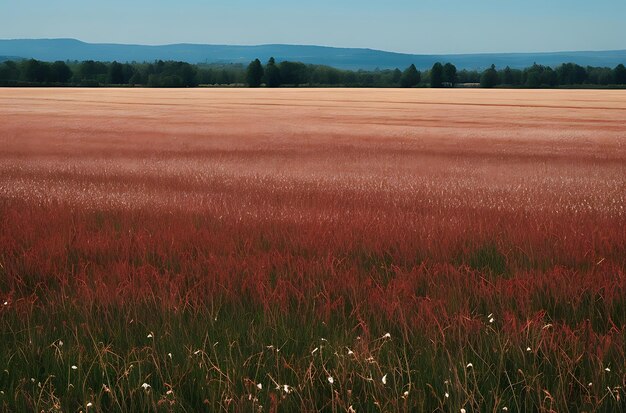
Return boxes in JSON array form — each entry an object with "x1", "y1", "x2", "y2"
[{"x1": 1, "y1": 38, "x2": 625, "y2": 70}]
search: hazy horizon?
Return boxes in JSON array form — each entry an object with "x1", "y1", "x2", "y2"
[
  {"x1": 1, "y1": 0, "x2": 625, "y2": 55},
  {"x1": 3, "y1": 37, "x2": 626, "y2": 56}
]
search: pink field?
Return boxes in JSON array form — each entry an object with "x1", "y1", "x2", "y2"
[{"x1": 0, "y1": 88, "x2": 625, "y2": 412}]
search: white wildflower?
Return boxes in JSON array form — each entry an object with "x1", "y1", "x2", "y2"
[
  {"x1": 489, "y1": 317, "x2": 495, "y2": 323},
  {"x1": 257, "y1": 383, "x2": 262, "y2": 390},
  {"x1": 403, "y1": 390, "x2": 409, "y2": 398},
  {"x1": 466, "y1": 363, "x2": 473, "y2": 368},
  {"x1": 461, "y1": 409, "x2": 466, "y2": 413},
  {"x1": 588, "y1": 382, "x2": 593, "y2": 387},
  {"x1": 445, "y1": 392, "x2": 449, "y2": 398},
  {"x1": 71, "y1": 365, "x2": 77, "y2": 370},
  {"x1": 383, "y1": 333, "x2": 391, "y2": 339},
  {"x1": 147, "y1": 333, "x2": 153, "y2": 338},
  {"x1": 381, "y1": 374, "x2": 387, "y2": 385},
  {"x1": 605, "y1": 367, "x2": 611, "y2": 372},
  {"x1": 502, "y1": 408, "x2": 508, "y2": 412},
  {"x1": 526, "y1": 347, "x2": 532, "y2": 352},
  {"x1": 328, "y1": 376, "x2": 334, "y2": 384},
  {"x1": 141, "y1": 383, "x2": 151, "y2": 390},
  {"x1": 347, "y1": 349, "x2": 354, "y2": 355},
  {"x1": 283, "y1": 384, "x2": 290, "y2": 394},
  {"x1": 86, "y1": 402, "x2": 93, "y2": 408},
  {"x1": 167, "y1": 352, "x2": 172, "y2": 359},
  {"x1": 58, "y1": 340, "x2": 63, "y2": 347}
]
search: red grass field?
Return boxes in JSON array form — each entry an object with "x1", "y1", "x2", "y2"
[{"x1": 0, "y1": 88, "x2": 625, "y2": 412}]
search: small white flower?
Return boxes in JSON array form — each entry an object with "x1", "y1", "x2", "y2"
[
  {"x1": 311, "y1": 347, "x2": 318, "y2": 355},
  {"x1": 282, "y1": 384, "x2": 290, "y2": 394},
  {"x1": 383, "y1": 333, "x2": 391, "y2": 339},
  {"x1": 605, "y1": 367, "x2": 611, "y2": 372},
  {"x1": 403, "y1": 390, "x2": 409, "y2": 398},
  {"x1": 166, "y1": 390, "x2": 173, "y2": 395},
  {"x1": 256, "y1": 383, "x2": 262, "y2": 390},
  {"x1": 58, "y1": 340, "x2": 63, "y2": 347},
  {"x1": 3, "y1": 301, "x2": 7, "y2": 306},
  {"x1": 381, "y1": 374, "x2": 387, "y2": 385},
  {"x1": 445, "y1": 392, "x2": 449, "y2": 398},
  {"x1": 147, "y1": 333, "x2": 153, "y2": 338},
  {"x1": 466, "y1": 363, "x2": 473, "y2": 368},
  {"x1": 489, "y1": 317, "x2": 495, "y2": 323},
  {"x1": 167, "y1": 352, "x2": 172, "y2": 359},
  {"x1": 86, "y1": 402, "x2": 93, "y2": 408},
  {"x1": 526, "y1": 347, "x2": 532, "y2": 352},
  {"x1": 347, "y1": 349, "x2": 354, "y2": 355},
  {"x1": 328, "y1": 376, "x2": 334, "y2": 384},
  {"x1": 141, "y1": 383, "x2": 151, "y2": 390},
  {"x1": 71, "y1": 365, "x2": 77, "y2": 370},
  {"x1": 588, "y1": 382, "x2": 593, "y2": 387},
  {"x1": 461, "y1": 409, "x2": 466, "y2": 413},
  {"x1": 502, "y1": 408, "x2": 508, "y2": 412}
]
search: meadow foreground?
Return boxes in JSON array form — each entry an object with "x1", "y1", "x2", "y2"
[{"x1": 0, "y1": 88, "x2": 625, "y2": 412}]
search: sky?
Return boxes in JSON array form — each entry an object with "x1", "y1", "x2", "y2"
[{"x1": 1, "y1": 0, "x2": 625, "y2": 54}]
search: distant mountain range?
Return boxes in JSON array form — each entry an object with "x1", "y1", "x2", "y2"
[{"x1": 1, "y1": 38, "x2": 625, "y2": 70}]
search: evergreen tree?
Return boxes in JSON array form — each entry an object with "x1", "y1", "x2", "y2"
[
  {"x1": 400, "y1": 64, "x2": 420, "y2": 87},
  {"x1": 430, "y1": 62, "x2": 444, "y2": 88},
  {"x1": 246, "y1": 58, "x2": 264, "y2": 87},
  {"x1": 108, "y1": 61, "x2": 125, "y2": 84},
  {"x1": 264, "y1": 57, "x2": 281, "y2": 87},
  {"x1": 50, "y1": 61, "x2": 72, "y2": 83},
  {"x1": 442, "y1": 63, "x2": 457, "y2": 86},
  {"x1": 615, "y1": 64, "x2": 626, "y2": 84},
  {"x1": 480, "y1": 64, "x2": 499, "y2": 88}
]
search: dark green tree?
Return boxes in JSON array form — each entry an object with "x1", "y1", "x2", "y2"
[
  {"x1": 615, "y1": 64, "x2": 626, "y2": 84},
  {"x1": 108, "y1": 61, "x2": 125, "y2": 84},
  {"x1": 0, "y1": 60, "x2": 20, "y2": 82},
  {"x1": 264, "y1": 57, "x2": 281, "y2": 87},
  {"x1": 22, "y1": 59, "x2": 50, "y2": 83},
  {"x1": 391, "y1": 68, "x2": 402, "y2": 84},
  {"x1": 49, "y1": 61, "x2": 72, "y2": 83},
  {"x1": 430, "y1": 62, "x2": 443, "y2": 88},
  {"x1": 246, "y1": 58, "x2": 264, "y2": 87},
  {"x1": 480, "y1": 64, "x2": 499, "y2": 88},
  {"x1": 557, "y1": 63, "x2": 587, "y2": 85},
  {"x1": 400, "y1": 64, "x2": 420, "y2": 87},
  {"x1": 501, "y1": 66, "x2": 514, "y2": 85},
  {"x1": 442, "y1": 63, "x2": 457, "y2": 86},
  {"x1": 278, "y1": 61, "x2": 308, "y2": 86}
]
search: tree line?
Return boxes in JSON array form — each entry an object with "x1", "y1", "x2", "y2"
[{"x1": 1, "y1": 57, "x2": 625, "y2": 88}]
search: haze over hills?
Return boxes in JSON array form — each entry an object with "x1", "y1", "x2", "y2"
[{"x1": 1, "y1": 38, "x2": 625, "y2": 70}]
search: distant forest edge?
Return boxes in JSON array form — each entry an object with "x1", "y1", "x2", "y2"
[{"x1": 1, "y1": 58, "x2": 626, "y2": 88}]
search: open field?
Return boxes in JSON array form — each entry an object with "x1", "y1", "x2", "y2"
[{"x1": 0, "y1": 88, "x2": 625, "y2": 412}]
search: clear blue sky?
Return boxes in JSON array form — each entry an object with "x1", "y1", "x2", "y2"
[{"x1": 1, "y1": 0, "x2": 624, "y2": 54}]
